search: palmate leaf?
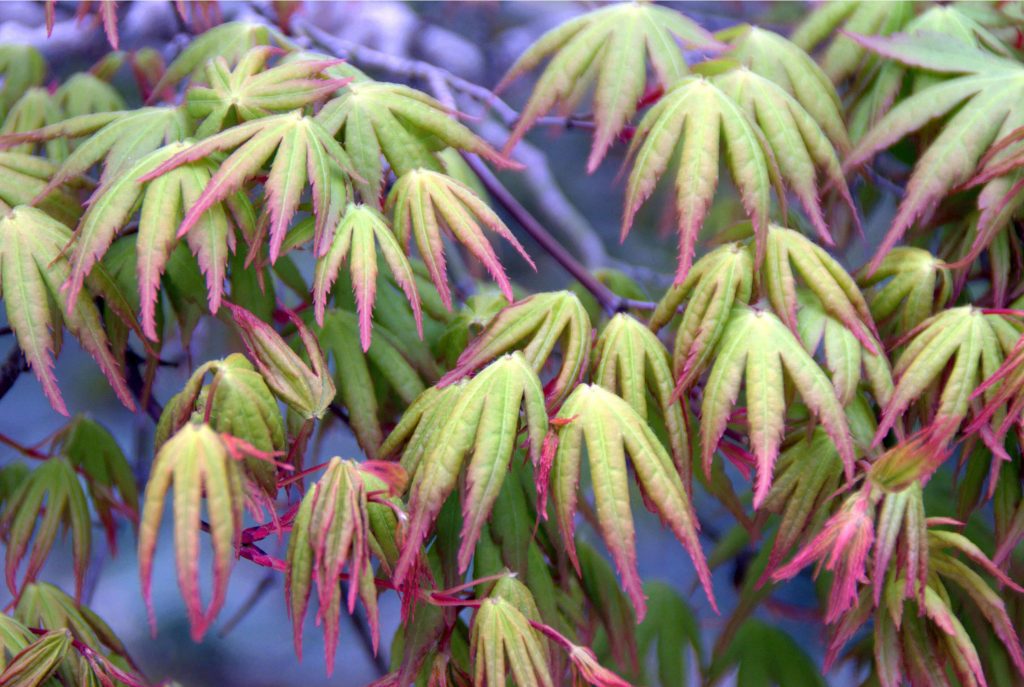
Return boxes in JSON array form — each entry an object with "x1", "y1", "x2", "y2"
[
  {"x1": 14, "y1": 582, "x2": 129, "y2": 659},
  {"x1": 698, "y1": 306, "x2": 855, "y2": 508},
  {"x1": 1, "y1": 88, "x2": 68, "y2": 160},
  {"x1": 63, "y1": 141, "x2": 253, "y2": 340},
  {"x1": 721, "y1": 25, "x2": 849, "y2": 152},
  {"x1": 186, "y1": 47, "x2": 349, "y2": 137},
  {"x1": 226, "y1": 303, "x2": 335, "y2": 421},
  {"x1": 497, "y1": 1, "x2": 722, "y2": 172},
  {"x1": 0, "y1": 45, "x2": 45, "y2": 118},
  {"x1": 51, "y1": 73, "x2": 124, "y2": 119},
  {"x1": 622, "y1": 67, "x2": 851, "y2": 281},
  {"x1": 710, "y1": 620, "x2": 825, "y2": 687},
  {"x1": 0, "y1": 614, "x2": 40, "y2": 672},
  {"x1": 157, "y1": 354, "x2": 285, "y2": 497},
  {"x1": 386, "y1": 352, "x2": 547, "y2": 582},
  {"x1": 760, "y1": 428, "x2": 845, "y2": 574},
  {"x1": 2, "y1": 457, "x2": 90, "y2": 600},
  {"x1": 470, "y1": 577, "x2": 554, "y2": 687},
  {"x1": 312, "y1": 203, "x2": 421, "y2": 351},
  {"x1": 0, "y1": 153, "x2": 82, "y2": 227},
  {"x1": 149, "y1": 21, "x2": 293, "y2": 98},
  {"x1": 874, "y1": 307, "x2": 1021, "y2": 444},
  {"x1": 387, "y1": 169, "x2": 534, "y2": 309},
  {"x1": 651, "y1": 242, "x2": 754, "y2": 389},
  {"x1": 440, "y1": 291, "x2": 592, "y2": 407},
  {"x1": 0, "y1": 629, "x2": 71, "y2": 687},
  {"x1": 0, "y1": 206, "x2": 134, "y2": 415},
  {"x1": 790, "y1": 0, "x2": 914, "y2": 84},
  {"x1": 316, "y1": 80, "x2": 517, "y2": 202},
  {"x1": 796, "y1": 293, "x2": 893, "y2": 407},
  {"x1": 286, "y1": 458, "x2": 395, "y2": 675},
  {"x1": 138, "y1": 111, "x2": 353, "y2": 263},
  {"x1": 319, "y1": 309, "x2": 427, "y2": 459},
  {"x1": 0, "y1": 107, "x2": 190, "y2": 190},
  {"x1": 138, "y1": 423, "x2": 245, "y2": 640},
  {"x1": 765, "y1": 226, "x2": 879, "y2": 353},
  {"x1": 844, "y1": 5, "x2": 1012, "y2": 143},
  {"x1": 857, "y1": 247, "x2": 952, "y2": 340},
  {"x1": 55, "y1": 416, "x2": 138, "y2": 550},
  {"x1": 593, "y1": 314, "x2": 690, "y2": 473},
  {"x1": 550, "y1": 383, "x2": 714, "y2": 619},
  {"x1": 845, "y1": 34, "x2": 1024, "y2": 273}
]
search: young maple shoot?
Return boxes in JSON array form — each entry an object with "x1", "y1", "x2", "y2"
[{"x1": 2, "y1": 2, "x2": 1024, "y2": 687}]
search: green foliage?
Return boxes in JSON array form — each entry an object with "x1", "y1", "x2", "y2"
[{"x1": 4, "y1": 3, "x2": 1024, "y2": 686}]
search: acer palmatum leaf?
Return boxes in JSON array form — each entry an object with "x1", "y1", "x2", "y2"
[
  {"x1": 138, "y1": 112, "x2": 354, "y2": 264},
  {"x1": 498, "y1": 1, "x2": 723, "y2": 172},
  {"x1": 0, "y1": 153, "x2": 82, "y2": 227},
  {"x1": 551, "y1": 383, "x2": 715, "y2": 619},
  {"x1": 470, "y1": 578, "x2": 554, "y2": 687},
  {"x1": 790, "y1": 0, "x2": 913, "y2": 84},
  {"x1": 286, "y1": 458, "x2": 381, "y2": 675},
  {"x1": 317, "y1": 81, "x2": 519, "y2": 202},
  {"x1": 226, "y1": 303, "x2": 335, "y2": 420},
  {"x1": 312, "y1": 203, "x2": 422, "y2": 351},
  {"x1": 440, "y1": 291, "x2": 591, "y2": 407},
  {"x1": 387, "y1": 169, "x2": 534, "y2": 310},
  {"x1": 138, "y1": 424, "x2": 245, "y2": 640},
  {"x1": 149, "y1": 21, "x2": 293, "y2": 99},
  {"x1": 389, "y1": 353, "x2": 547, "y2": 583},
  {"x1": 874, "y1": 307, "x2": 1021, "y2": 446},
  {"x1": 699, "y1": 306, "x2": 855, "y2": 508},
  {"x1": 0, "y1": 45, "x2": 44, "y2": 117},
  {"x1": 0, "y1": 206, "x2": 134, "y2": 415},
  {"x1": 187, "y1": 47, "x2": 349, "y2": 137},
  {"x1": 722, "y1": 24, "x2": 849, "y2": 152},
  {"x1": 846, "y1": 33, "x2": 1024, "y2": 274},
  {"x1": 856, "y1": 247, "x2": 952, "y2": 340},
  {"x1": 652, "y1": 242, "x2": 754, "y2": 390},
  {"x1": 594, "y1": 313, "x2": 690, "y2": 474},
  {"x1": 3, "y1": 458, "x2": 90, "y2": 601},
  {"x1": 795, "y1": 292, "x2": 893, "y2": 408},
  {"x1": 765, "y1": 226, "x2": 878, "y2": 354}
]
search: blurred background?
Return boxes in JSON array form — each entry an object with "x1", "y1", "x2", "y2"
[{"x1": 0, "y1": 2, "x2": 885, "y2": 685}]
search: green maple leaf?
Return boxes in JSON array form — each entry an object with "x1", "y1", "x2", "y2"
[
  {"x1": 0, "y1": 629, "x2": 70, "y2": 687},
  {"x1": 796, "y1": 292, "x2": 893, "y2": 408},
  {"x1": 2, "y1": 457, "x2": 90, "y2": 600},
  {"x1": 1, "y1": 88, "x2": 67, "y2": 160},
  {"x1": 699, "y1": 306, "x2": 855, "y2": 508},
  {"x1": 550, "y1": 383, "x2": 715, "y2": 619},
  {"x1": 440, "y1": 291, "x2": 592, "y2": 407},
  {"x1": 790, "y1": 0, "x2": 914, "y2": 84},
  {"x1": 62, "y1": 141, "x2": 256, "y2": 341},
  {"x1": 385, "y1": 352, "x2": 547, "y2": 583},
  {"x1": 846, "y1": 33, "x2": 1024, "y2": 273},
  {"x1": 387, "y1": 169, "x2": 534, "y2": 310},
  {"x1": 0, "y1": 206, "x2": 134, "y2": 415},
  {"x1": 286, "y1": 458, "x2": 393, "y2": 675},
  {"x1": 0, "y1": 107, "x2": 189, "y2": 191},
  {"x1": 721, "y1": 24, "x2": 850, "y2": 153},
  {"x1": 623, "y1": 68, "x2": 851, "y2": 281},
  {"x1": 844, "y1": 5, "x2": 1012, "y2": 142},
  {"x1": 150, "y1": 21, "x2": 294, "y2": 97},
  {"x1": 312, "y1": 203, "x2": 421, "y2": 351},
  {"x1": 0, "y1": 153, "x2": 81, "y2": 227},
  {"x1": 186, "y1": 47, "x2": 350, "y2": 137},
  {"x1": 875, "y1": 306, "x2": 1021, "y2": 444},
  {"x1": 0, "y1": 45, "x2": 45, "y2": 118},
  {"x1": 138, "y1": 111, "x2": 354, "y2": 264},
  {"x1": 470, "y1": 577, "x2": 554, "y2": 687},
  {"x1": 498, "y1": 0, "x2": 722, "y2": 172},
  {"x1": 52, "y1": 73, "x2": 124, "y2": 119},
  {"x1": 138, "y1": 423, "x2": 245, "y2": 641},
  {"x1": 651, "y1": 242, "x2": 754, "y2": 390},
  {"x1": 857, "y1": 247, "x2": 952, "y2": 340},
  {"x1": 593, "y1": 313, "x2": 691, "y2": 474},
  {"x1": 317, "y1": 80, "x2": 516, "y2": 202}
]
